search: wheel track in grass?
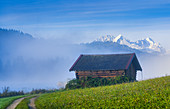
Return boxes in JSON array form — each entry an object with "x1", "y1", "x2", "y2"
[
  {"x1": 6, "y1": 95, "x2": 38, "y2": 109},
  {"x1": 28, "y1": 96, "x2": 38, "y2": 109},
  {"x1": 6, "y1": 97, "x2": 25, "y2": 109}
]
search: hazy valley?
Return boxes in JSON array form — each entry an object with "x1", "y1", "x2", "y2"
[{"x1": 0, "y1": 28, "x2": 169, "y2": 92}]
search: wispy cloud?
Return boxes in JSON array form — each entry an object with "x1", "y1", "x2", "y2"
[
  {"x1": 0, "y1": 0, "x2": 170, "y2": 48},
  {"x1": 1, "y1": 0, "x2": 170, "y2": 24}
]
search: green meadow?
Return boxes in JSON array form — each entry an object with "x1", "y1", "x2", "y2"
[
  {"x1": 0, "y1": 95, "x2": 26, "y2": 109},
  {"x1": 35, "y1": 76, "x2": 170, "y2": 109}
]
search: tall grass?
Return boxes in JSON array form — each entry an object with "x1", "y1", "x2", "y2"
[{"x1": 35, "y1": 76, "x2": 170, "y2": 109}]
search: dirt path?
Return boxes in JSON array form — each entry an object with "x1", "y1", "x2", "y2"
[
  {"x1": 6, "y1": 97, "x2": 25, "y2": 109},
  {"x1": 28, "y1": 96, "x2": 38, "y2": 109}
]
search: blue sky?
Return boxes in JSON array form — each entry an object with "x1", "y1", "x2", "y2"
[{"x1": 1, "y1": 0, "x2": 170, "y2": 49}]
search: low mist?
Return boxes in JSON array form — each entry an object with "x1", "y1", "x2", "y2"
[
  {"x1": 0, "y1": 38, "x2": 81, "y2": 92},
  {"x1": 0, "y1": 36, "x2": 169, "y2": 92},
  {"x1": 137, "y1": 55, "x2": 170, "y2": 80}
]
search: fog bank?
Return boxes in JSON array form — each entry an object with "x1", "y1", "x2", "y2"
[{"x1": 0, "y1": 37, "x2": 169, "y2": 92}]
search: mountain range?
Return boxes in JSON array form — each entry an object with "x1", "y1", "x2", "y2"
[
  {"x1": 0, "y1": 28, "x2": 165, "y2": 55},
  {"x1": 83, "y1": 34, "x2": 165, "y2": 55}
]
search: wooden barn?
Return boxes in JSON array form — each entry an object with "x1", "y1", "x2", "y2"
[{"x1": 69, "y1": 53, "x2": 142, "y2": 81}]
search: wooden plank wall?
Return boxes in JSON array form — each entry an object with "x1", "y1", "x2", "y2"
[
  {"x1": 125, "y1": 62, "x2": 136, "y2": 80},
  {"x1": 76, "y1": 70, "x2": 125, "y2": 79}
]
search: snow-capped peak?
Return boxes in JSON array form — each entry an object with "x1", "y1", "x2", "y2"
[
  {"x1": 113, "y1": 34, "x2": 124, "y2": 42},
  {"x1": 140, "y1": 37, "x2": 162, "y2": 52},
  {"x1": 146, "y1": 37, "x2": 155, "y2": 45},
  {"x1": 96, "y1": 34, "x2": 127, "y2": 43},
  {"x1": 94, "y1": 34, "x2": 164, "y2": 53},
  {"x1": 95, "y1": 35, "x2": 115, "y2": 42}
]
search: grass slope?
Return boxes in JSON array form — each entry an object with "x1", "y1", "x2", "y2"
[
  {"x1": 0, "y1": 95, "x2": 26, "y2": 109},
  {"x1": 35, "y1": 76, "x2": 170, "y2": 109}
]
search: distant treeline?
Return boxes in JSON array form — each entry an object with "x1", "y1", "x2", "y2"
[
  {"x1": 0, "y1": 87, "x2": 61, "y2": 98},
  {"x1": 0, "y1": 87, "x2": 24, "y2": 98},
  {"x1": 65, "y1": 76, "x2": 135, "y2": 89},
  {"x1": 0, "y1": 28, "x2": 33, "y2": 39},
  {"x1": 30, "y1": 88, "x2": 60, "y2": 94}
]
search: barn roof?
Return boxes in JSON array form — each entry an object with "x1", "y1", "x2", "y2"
[{"x1": 69, "y1": 53, "x2": 142, "y2": 71}]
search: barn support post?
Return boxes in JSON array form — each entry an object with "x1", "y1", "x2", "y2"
[{"x1": 141, "y1": 71, "x2": 143, "y2": 80}]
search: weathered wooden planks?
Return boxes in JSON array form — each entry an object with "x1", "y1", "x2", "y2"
[{"x1": 76, "y1": 70, "x2": 125, "y2": 79}]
